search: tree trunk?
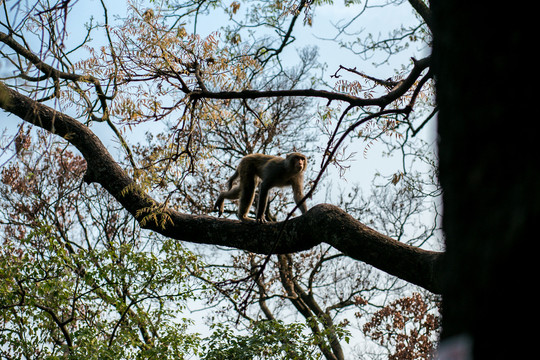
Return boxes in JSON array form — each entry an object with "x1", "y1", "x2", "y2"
[{"x1": 432, "y1": 1, "x2": 538, "y2": 358}]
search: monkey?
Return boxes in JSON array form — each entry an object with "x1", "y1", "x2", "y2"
[{"x1": 214, "y1": 153, "x2": 308, "y2": 223}]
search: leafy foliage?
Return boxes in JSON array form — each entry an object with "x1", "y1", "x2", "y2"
[
  {"x1": 0, "y1": 138, "x2": 203, "y2": 359},
  {"x1": 363, "y1": 293, "x2": 441, "y2": 360},
  {"x1": 203, "y1": 320, "x2": 322, "y2": 360}
]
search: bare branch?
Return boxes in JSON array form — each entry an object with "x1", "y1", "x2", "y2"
[{"x1": 189, "y1": 57, "x2": 430, "y2": 109}]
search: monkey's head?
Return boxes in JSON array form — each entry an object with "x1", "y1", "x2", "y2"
[{"x1": 286, "y1": 152, "x2": 307, "y2": 173}]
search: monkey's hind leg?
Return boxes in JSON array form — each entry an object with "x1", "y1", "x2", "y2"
[
  {"x1": 237, "y1": 177, "x2": 257, "y2": 222},
  {"x1": 214, "y1": 185, "x2": 241, "y2": 217}
]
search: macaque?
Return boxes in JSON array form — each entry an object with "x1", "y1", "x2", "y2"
[{"x1": 214, "y1": 153, "x2": 308, "y2": 222}]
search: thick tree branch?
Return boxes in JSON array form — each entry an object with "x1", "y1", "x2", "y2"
[
  {"x1": 0, "y1": 81, "x2": 443, "y2": 294},
  {"x1": 408, "y1": 0, "x2": 432, "y2": 30}
]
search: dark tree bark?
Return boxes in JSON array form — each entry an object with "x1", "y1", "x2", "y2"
[{"x1": 432, "y1": 1, "x2": 538, "y2": 358}]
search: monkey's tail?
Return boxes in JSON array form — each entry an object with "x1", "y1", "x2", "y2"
[{"x1": 226, "y1": 170, "x2": 239, "y2": 190}]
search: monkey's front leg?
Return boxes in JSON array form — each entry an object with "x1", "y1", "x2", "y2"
[{"x1": 292, "y1": 183, "x2": 308, "y2": 215}]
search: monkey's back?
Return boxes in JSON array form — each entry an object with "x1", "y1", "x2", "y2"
[
  {"x1": 238, "y1": 154, "x2": 275, "y2": 174},
  {"x1": 238, "y1": 154, "x2": 287, "y2": 183}
]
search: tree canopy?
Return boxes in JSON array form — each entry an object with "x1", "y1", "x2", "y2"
[{"x1": 0, "y1": 1, "x2": 446, "y2": 358}]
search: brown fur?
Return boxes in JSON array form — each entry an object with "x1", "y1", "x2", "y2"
[{"x1": 214, "y1": 153, "x2": 308, "y2": 222}]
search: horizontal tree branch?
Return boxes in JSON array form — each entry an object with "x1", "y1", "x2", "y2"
[
  {"x1": 0, "y1": 81, "x2": 443, "y2": 294},
  {"x1": 189, "y1": 57, "x2": 430, "y2": 108}
]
